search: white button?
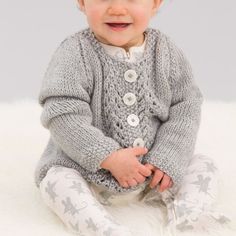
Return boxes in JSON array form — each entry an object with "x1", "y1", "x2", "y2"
[
  {"x1": 123, "y1": 93, "x2": 136, "y2": 106},
  {"x1": 124, "y1": 70, "x2": 138, "y2": 83},
  {"x1": 127, "y1": 114, "x2": 139, "y2": 127},
  {"x1": 133, "y1": 138, "x2": 145, "y2": 147}
]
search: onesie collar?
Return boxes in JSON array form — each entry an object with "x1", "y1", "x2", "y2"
[{"x1": 98, "y1": 33, "x2": 147, "y2": 63}]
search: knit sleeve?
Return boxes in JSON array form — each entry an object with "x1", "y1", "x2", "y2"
[
  {"x1": 143, "y1": 36, "x2": 204, "y2": 185},
  {"x1": 39, "y1": 35, "x2": 121, "y2": 173}
]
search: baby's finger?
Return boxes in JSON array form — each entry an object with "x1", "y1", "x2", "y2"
[
  {"x1": 144, "y1": 163, "x2": 156, "y2": 171},
  {"x1": 127, "y1": 178, "x2": 138, "y2": 187},
  {"x1": 168, "y1": 179, "x2": 173, "y2": 188},
  {"x1": 132, "y1": 147, "x2": 148, "y2": 157},
  {"x1": 121, "y1": 181, "x2": 129, "y2": 188},
  {"x1": 159, "y1": 174, "x2": 171, "y2": 192},
  {"x1": 139, "y1": 164, "x2": 152, "y2": 177},
  {"x1": 134, "y1": 173, "x2": 146, "y2": 184},
  {"x1": 149, "y1": 169, "x2": 164, "y2": 188}
]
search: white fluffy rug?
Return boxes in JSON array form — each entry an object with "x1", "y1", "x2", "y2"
[{"x1": 0, "y1": 100, "x2": 236, "y2": 236}]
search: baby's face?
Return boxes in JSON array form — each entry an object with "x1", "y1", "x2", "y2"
[{"x1": 77, "y1": 0, "x2": 163, "y2": 51}]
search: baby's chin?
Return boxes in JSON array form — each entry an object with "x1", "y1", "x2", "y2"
[{"x1": 93, "y1": 31, "x2": 143, "y2": 48}]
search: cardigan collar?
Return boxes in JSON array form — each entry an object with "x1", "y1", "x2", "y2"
[{"x1": 81, "y1": 27, "x2": 161, "y2": 67}]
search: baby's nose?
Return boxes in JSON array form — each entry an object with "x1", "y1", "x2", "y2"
[{"x1": 107, "y1": 2, "x2": 128, "y2": 15}]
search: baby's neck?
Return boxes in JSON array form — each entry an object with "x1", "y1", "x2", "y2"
[
  {"x1": 99, "y1": 33, "x2": 146, "y2": 53},
  {"x1": 122, "y1": 33, "x2": 146, "y2": 52}
]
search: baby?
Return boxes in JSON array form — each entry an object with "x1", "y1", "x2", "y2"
[{"x1": 35, "y1": 0, "x2": 229, "y2": 235}]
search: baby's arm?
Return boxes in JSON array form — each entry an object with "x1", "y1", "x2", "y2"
[
  {"x1": 39, "y1": 36, "x2": 121, "y2": 173},
  {"x1": 144, "y1": 36, "x2": 203, "y2": 186}
]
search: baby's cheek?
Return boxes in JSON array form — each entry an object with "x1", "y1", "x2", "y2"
[{"x1": 133, "y1": 7, "x2": 152, "y2": 26}]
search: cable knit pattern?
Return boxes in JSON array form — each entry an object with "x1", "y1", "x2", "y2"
[{"x1": 34, "y1": 27, "x2": 203, "y2": 193}]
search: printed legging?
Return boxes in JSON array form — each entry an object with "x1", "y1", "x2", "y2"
[{"x1": 39, "y1": 154, "x2": 230, "y2": 235}]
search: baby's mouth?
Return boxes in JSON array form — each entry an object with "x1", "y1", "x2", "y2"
[{"x1": 106, "y1": 23, "x2": 131, "y2": 28}]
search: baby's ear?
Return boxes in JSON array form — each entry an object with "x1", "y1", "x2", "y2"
[
  {"x1": 151, "y1": 0, "x2": 163, "y2": 16},
  {"x1": 76, "y1": 0, "x2": 86, "y2": 13}
]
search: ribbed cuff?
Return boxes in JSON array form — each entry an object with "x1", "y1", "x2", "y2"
[{"x1": 144, "y1": 151, "x2": 187, "y2": 185}]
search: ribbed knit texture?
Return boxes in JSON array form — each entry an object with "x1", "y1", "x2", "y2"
[{"x1": 34, "y1": 27, "x2": 203, "y2": 193}]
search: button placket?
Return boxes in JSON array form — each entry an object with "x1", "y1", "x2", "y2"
[{"x1": 123, "y1": 69, "x2": 145, "y2": 149}]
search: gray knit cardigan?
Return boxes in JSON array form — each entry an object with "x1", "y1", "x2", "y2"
[{"x1": 34, "y1": 27, "x2": 203, "y2": 193}]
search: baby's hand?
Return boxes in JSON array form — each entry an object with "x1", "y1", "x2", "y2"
[
  {"x1": 144, "y1": 163, "x2": 173, "y2": 192},
  {"x1": 100, "y1": 147, "x2": 152, "y2": 188}
]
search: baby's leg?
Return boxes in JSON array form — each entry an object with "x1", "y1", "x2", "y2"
[
  {"x1": 39, "y1": 166, "x2": 133, "y2": 236},
  {"x1": 160, "y1": 154, "x2": 230, "y2": 232}
]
